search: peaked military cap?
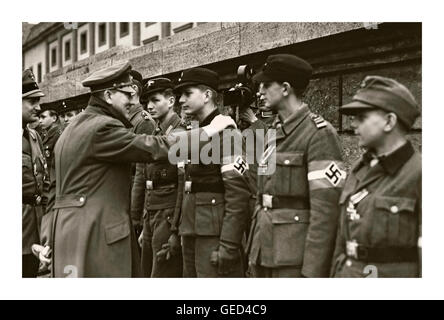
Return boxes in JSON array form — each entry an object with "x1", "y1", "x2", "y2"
[
  {"x1": 174, "y1": 67, "x2": 219, "y2": 92},
  {"x1": 253, "y1": 54, "x2": 313, "y2": 89},
  {"x1": 22, "y1": 69, "x2": 45, "y2": 98},
  {"x1": 340, "y1": 75, "x2": 420, "y2": 129},
  {"x1": 82, "y1": 61, "x2": 136, "y2": 94}
]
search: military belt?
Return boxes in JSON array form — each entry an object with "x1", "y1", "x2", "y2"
[
  {"x1": 345, "y1": 241, "x2": 418, "y2": 263},
  {"x1": 259, "y1": 194, "x2": 308, "y2": 210},
  {"x1": 185, "y1": 181, "x2": 225, "y2": 194},
  {"x1": 146, "y1": 180, "x2": 177, "y2": 190}
]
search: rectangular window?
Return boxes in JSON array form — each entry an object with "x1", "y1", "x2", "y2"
[
  {"x1": 51, "y1": 47, "x2": 57, "y2": 67},
  {"x1": 37, "y1": 63, "x2": 42, "y2": 83},
  {"x1": 80, "y1": 31, "x2": 87, "y2": 54},
  {"x1": 142, "y1": 35, "x2": 159, "y2": 45},
  {"x1": 120, "y1": 22, "x2": 129, "y2": 38},
  {"x1": 98, "y1": 23, "x2": 107, "y2": 46},
  {"x1": 173, "y1": 23, "x2": 194, "y2": 34},
  {"x1": 64, "y1": 40, "x2": 71, "y2": 61}
]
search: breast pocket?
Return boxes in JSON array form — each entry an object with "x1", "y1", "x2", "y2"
[
  {"x1": 272, "y1": 209, "x2": 310, "y2": 266},
  {"x1": 371, "y1": 196, "x2": 417, "y2": 247},
  {"x1": 194, "y1": 193, "x2": 225, "y2": 236},
  {"x1": 272, "y1": 152, "x2": 307, "y2": 196}
]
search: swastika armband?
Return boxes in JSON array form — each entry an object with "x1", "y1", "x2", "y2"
[
  {"x1": 307, "y1": 161, "x2": 347, "y2": 189},
  {"x1": 221, "y1": 155, "x2": 249, "y2": 176}
]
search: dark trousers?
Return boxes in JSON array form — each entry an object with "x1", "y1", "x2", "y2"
[
  {"x1": 182, "y1": 235, "x2": 244, "y2": 278},
  {"x1": 22, "y1": 254, "x2": 39, "y2": 278},
  {"x1": 141, "y1": 208, "x2": 182, "y2": 277}
]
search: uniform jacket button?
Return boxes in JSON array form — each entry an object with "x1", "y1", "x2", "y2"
[
  {"x1": 390, "y1": 205, "x2": 399, "y2": 214},
  {"x1": 79, "y1": 197, "x2": 85, "y2": 203},
  {"x1": 346, "y1": 259, "x2": 353, "y2": 267},
  {"x1": 211, "y1": 199, "x2": 216, "y2": 204},
  {"x1": 284, "y1": 159, "x2": 290, "y2": 165},
  {"x1": 294, "y1": 216, "x2": 299, "y2": 222}
]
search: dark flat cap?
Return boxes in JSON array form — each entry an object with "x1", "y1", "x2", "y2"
[
  {"x1": 252, "y1": 54, "x2": 313, "y2": 89},
  {"x1": 82, "y1": 61, "x2": 135, "y2": 94},
  {"x1": 174, "y1": 67, "x2": 219, "y2": 92},
  {"x1": 340, "y1": 75, "x2": 420, "y2": 129},
  {"x1": 142, "y1": 78, "x2": 174, "y2": 98},
  {"x1": 22, "y1": 69, "x2": 45, "y2": 98}
]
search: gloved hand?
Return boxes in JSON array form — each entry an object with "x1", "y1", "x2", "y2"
[
  {"x1": 203, "y1": 115, "x2": 237, "y2": 137},
  {"x1": 210, "y1": 242, "x2": 239, "y2": 276},
  {"x1": 156, "y1": 233, "x2": 181, "y2": 262},
  {"x1": 31, "y1": 244, "x2": 52, "y2": 267}
]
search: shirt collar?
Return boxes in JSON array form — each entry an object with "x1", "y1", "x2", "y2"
[
  {"x1": 200, "y1": 108, "x2": 220, "y2": 127},
  {"x1": 280, "y1": 103, "x2": 310, "y2": 136},
  {"x1": 158, "y1": 112, "x2": 180, "y2": 134},
  {"x1": 356, "y1": 141, "x2": 415, "y2": 175}
]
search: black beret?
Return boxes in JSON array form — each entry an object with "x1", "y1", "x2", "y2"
[
  {"x1": 22, "y1": 69, "x2": 45, "y2": 98},
  {"x1": 82, "y1": 61, "x2": 136, "y2": 94},
  {"x1": 253, "y1": 54, "x2": 313, "y2": 89},
  {"x1": 174, "y1": 67, "x2": 219, "y2": 92},
  {"x1": 340, "y1": 75, "x2": 420, "y2": 129}
]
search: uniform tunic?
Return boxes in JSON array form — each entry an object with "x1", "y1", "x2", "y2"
[
  {"x1": 248, "y1": 104, "x2": 344, "y2": 277},
  {"x1": 332, "y1": 141, "x2": 421, "y2": 278}
]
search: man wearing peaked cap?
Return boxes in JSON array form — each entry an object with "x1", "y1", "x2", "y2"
[
  {"x1": 331, "y1": 76, "x2": 422, "y2": 278},
  {"x1": 36, "y1": 61, "x2": 236, "y2": 277},
  {"x1": 174, "y1": 67, "x2": 252, "y2": 278},
  {"x1": 132, "y1": 77, "x2": 185, "y2": 277},
  {"x1": 22, "y1": 69, "x2": 50, "y2": 277},
  {"x1": 247, "y1": 54, "x2": 344, "y2": 278}
]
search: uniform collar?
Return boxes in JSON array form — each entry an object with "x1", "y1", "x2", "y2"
[
  {"x1": 279, "y1": 103, "x2": 310, "y2": 136},
  {"x1": 200, "y1": 108, "x2": 220, "y2": 127},
  {"x1": 158, "y1": 112, "x2": 180, "y2": 134},
  {"x1": 356, "y1": 140, "x2": 415, "y2": 175},
  {"x1": 87, "y1": 96, "x2": 133, "y2": 129}
]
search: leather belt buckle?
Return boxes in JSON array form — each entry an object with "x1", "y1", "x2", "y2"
[
  {"x1": 346, "y1": 240, "x2": 359, "y2": 259},
  {"x1": 146, "y1": 180, "x2": 153, "y2": 190},
  {"x1": 262, "y1": 194, "x2": 273, "y2": 209},
  {"x1": 184, "y1": 181, "x2": 192, "y2": 193}
]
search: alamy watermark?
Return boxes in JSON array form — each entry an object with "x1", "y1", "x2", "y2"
[{"x1": 167, "y1": 122, "x2": 277, "y2": 175}]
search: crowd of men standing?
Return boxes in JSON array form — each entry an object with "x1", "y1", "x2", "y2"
[{"x1": 22, "y1": 53, "x2": 422, "y2": 278}]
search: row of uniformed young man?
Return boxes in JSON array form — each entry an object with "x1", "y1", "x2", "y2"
[{"x1": 23, "y1": 52, "x2": 421, "y2": 278}]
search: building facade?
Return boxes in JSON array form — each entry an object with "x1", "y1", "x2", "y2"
[{"x1": 22, "y1": 22, "x2": 422, "y2": 167}]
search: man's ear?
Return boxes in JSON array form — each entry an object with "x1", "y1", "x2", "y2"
[
  {"x1": 103, "y1": 90, "x2": 113, "y2": 104},
  {"x1": 383, "y1": 112, "x2": 398, "y2": 132},
  {"x1": 282, "y1": 82, "x2": 292, "y2": 97},
  {"x1": 168, "y1": 96, "x2": 176, "y2": 108}
]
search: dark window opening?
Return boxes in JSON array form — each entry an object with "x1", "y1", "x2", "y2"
[
  {"x1": 120, "y1": 23, "x2": 129, "y2": 38},
  {"x1": 51, "y1": 47, "x2": 57, "y2": 67},
  {"x1": 37, "y1": 63, "x2": 42, "y2": 83},
  {"x1": 98, "y1": 23, "x2": 107, "y2": 46},
  {"x1": 142, "y1": 35, "x2": 159, "y2": 45},
  {"x1": 80, "y1": 31, "x2": 87, "y2": 54},
  {"x1": 173, "y1": 23, "x2": 193, "y2": 34},
  {"x1": 64, "y1": 40, "x2": 71, "y2": 61}
]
